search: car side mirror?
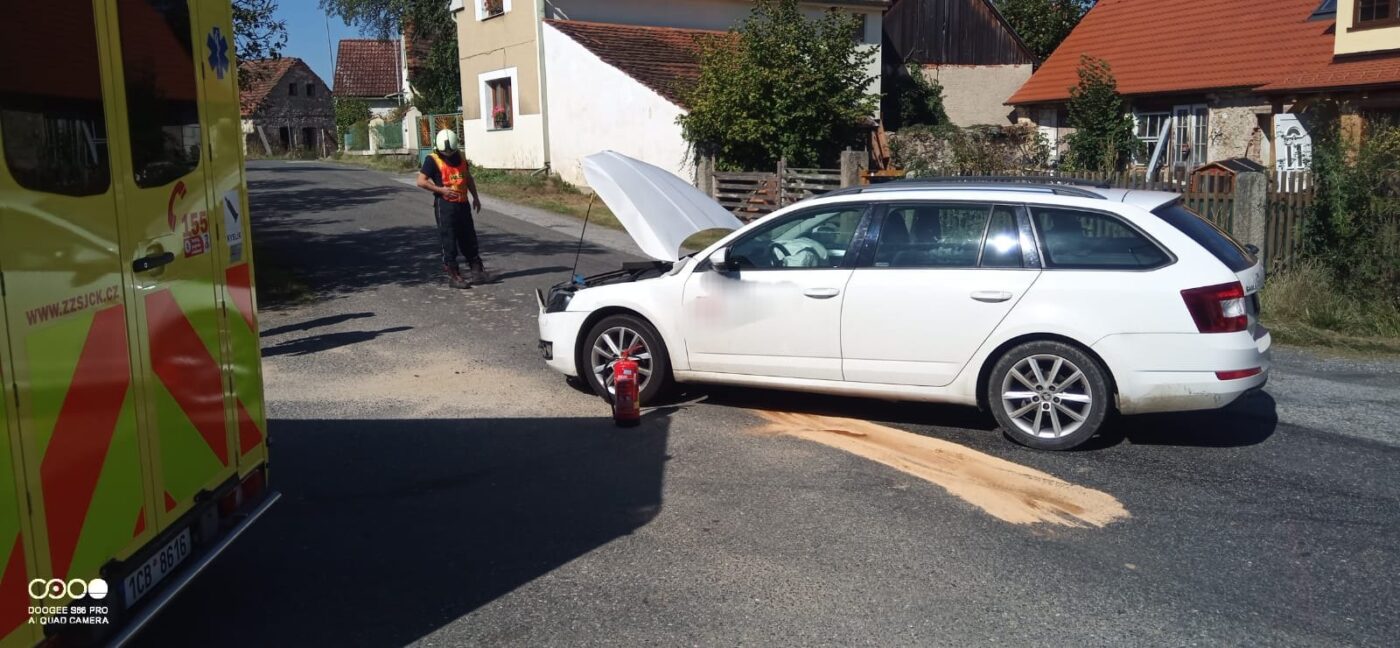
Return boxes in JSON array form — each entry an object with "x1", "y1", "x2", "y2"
[{"x1": 709, "y1": 246, "x2": 738, "y2": 273}]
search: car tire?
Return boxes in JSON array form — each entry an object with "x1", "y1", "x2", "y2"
[
  {"x1": 987, "y1": 340, "x2": 1110, "y2": 451},
  {"x1": 579, "y1": 313, "x2": 672, "y2": 406}
]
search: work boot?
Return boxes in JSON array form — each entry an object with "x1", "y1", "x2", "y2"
[
  {"x1": 444, "y1": 265, "x2": 470, "y2": 289},
  {"x1": 469, "y1": 260, "x2": 494, "y2": 285}
]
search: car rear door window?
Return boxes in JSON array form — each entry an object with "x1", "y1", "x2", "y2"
[
  {"x1": 1152, "y1": 202, "x2": 1256, "y2": 272},
  {"x1": 873, "y1": 204, "x2": 990, "y2": 268},
  {"x1": 118, "y1": 0, "x2": 202, "y2": 188},
  {"x1": 0, "y1": 0, "x2": 110, "y2": 196},
  {"x1": 1031, "y1": 207, "x2": 1169, "y2": 270}
]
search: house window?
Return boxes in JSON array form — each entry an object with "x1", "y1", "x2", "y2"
[
  {"x1": 1356, "y1": 0, "x2": 1399, "y2": 25},
  {"x1": 1133, "y1": 112, "x2": 1171, "y2": 164},
  {"x1": 486, "y1": 77, "x2": 512, "y2": 130},
  {"x1": 1173, "y1": 105, "x2": 1209, "y2": 168},
  {"x1": 288, "y1": 83, "x2": 297, "y2": 96},
  {"x1": 478, "y1": 0, "x2": 510, "y2": 20},
  {"x1": 306, "y1": 83, "x2": 315, "y2": 97}
]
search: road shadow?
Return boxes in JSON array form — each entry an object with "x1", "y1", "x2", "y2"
[
  {"x1": 261, "y1": 326, "x2": 414, "y2": 357},
  {"x1": 131, "y1": 415, "x2": 671, "y2": 647},
  {"x1": 260, "y1": 311, "x2": 376, "y2": 337},
  {"x1": 690, "y1": 384, "x2": 998, "y2": 432},
  {"x1": 243, "y1": 162, "x2": 623, "y2": 308},
  {"x1": 1087, "y1": 390, "x2": 1279, "y2": 450},
  {"x1": 678, "y1": 383, "x2": 1277, "y2": 452}
]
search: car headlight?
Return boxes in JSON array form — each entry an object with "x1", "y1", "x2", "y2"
[{"x1": 545, "y1": 288, "x2": 574, "y2": 313}]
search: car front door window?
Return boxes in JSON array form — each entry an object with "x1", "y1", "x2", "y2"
[{"x1": 728, "y1": 206, "x2": 865, "y2": 269}]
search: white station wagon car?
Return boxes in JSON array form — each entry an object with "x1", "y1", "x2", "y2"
[{"x1": 538, "y1": 152, "x2": 1270, "y2": 450}]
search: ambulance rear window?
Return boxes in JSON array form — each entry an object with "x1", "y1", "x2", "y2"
[
  {"x1": 118, "y1": 0, "x2": 202, "y2": 188},
  {"x1": 0, "y1": 0, "x2": 111, "y2": 196}
]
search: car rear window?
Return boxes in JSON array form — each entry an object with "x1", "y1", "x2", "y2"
[{"x1": 1152, "y1": 202, "x2": 1256, "y2": 272}]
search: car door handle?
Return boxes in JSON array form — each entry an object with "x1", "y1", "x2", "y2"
[
  {"x1": 970, "y1": 290, "x2": 1013, "y2": 303},
  {"x1": 803, "y1": 287, "x2": 841, "y2": 299},
  {"x1": 132, "y1": 251, "x2": 176, "y2": 274}
]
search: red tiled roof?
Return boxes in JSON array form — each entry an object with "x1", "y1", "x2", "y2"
[
  {"x1": 334, "y1": 39, "x2": 401, "y2": 98},
  {"x1": 546, "y1": 20, "x2": 736, "y2": 109},
  {"x1": 239, "y1": 58, "x2": 299, "y2": 116},
  {"x1": 1008, "y1": 0, "x2": 1400, "y2": 105}
]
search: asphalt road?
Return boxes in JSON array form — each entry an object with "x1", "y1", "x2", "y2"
[{"x1": 134, "y1": 161, "x2": 1399, "y2": 647}]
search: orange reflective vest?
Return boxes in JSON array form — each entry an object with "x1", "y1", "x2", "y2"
[{"x1": 429, "y1": 152, "x2": 470, "y2": 203}]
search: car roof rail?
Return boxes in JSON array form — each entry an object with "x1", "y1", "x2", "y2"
[{"x1": 823, "y1": 176, "x2": 1112, "y2": 199}]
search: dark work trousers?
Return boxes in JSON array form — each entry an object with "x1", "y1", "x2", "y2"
[{"x1": 435, "y1": 198, "x2": 481, "y2": 270}]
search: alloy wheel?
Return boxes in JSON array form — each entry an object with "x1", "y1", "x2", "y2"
[
  {"x1": 1000, "y1": 354, "x2": 1093, "y2": 439},
  {"x1": 589, "y1": 326, "x2": 653, "y2": 395}
]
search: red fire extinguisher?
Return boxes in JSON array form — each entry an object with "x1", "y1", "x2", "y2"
[{"x1": 612, "y1": 350, "x2": 641, "y2": 427}]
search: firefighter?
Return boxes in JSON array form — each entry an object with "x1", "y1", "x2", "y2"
[{"x1": 416, "y1": 129, "x2": 491, "y2": 288}]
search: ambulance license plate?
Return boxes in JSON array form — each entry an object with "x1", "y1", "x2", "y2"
[{"x1": 123, "y1": 528, "x2": 192, "y2": 607}]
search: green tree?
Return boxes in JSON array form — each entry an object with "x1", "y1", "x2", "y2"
[
  {"x1": 320, "y1": 0, "x2": 461, "y2": 112},
  {"x1": 335, "y1": 98, "x2": 372, "y2": 136},
  {"x1": 232, "y1": 0, "x2": 288, "y2": 89},
  {"x1": 994, "y1": 0, "x2": 1093, "y2": 60},
  {"x1": 1305, "y1": 110, "x2": 1400, "y2": 304},
  {"x1": 679, "y1": 0, "x2": 878, "y2": 169},
  {"x1": 1061, "y1": 55, "x2": 1135, "y2": 172},
  {"x1": 896, "y1": 63, "x2": 948, "y2": 128}
]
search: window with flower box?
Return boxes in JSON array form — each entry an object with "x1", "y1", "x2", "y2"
[
  {"x1": 487, "y1": 77, "x2": 512, "y2": 130},
  {"x1": 478, "y1": 0, "x2": 509, "y2": 20}
]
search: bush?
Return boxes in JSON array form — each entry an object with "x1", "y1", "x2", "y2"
[
  {"x1": 889, "y1": 123, "x2": 1049, "y2": 177},
  {"x1": 1260, "y1": 261, "x2": 1400, "y2": 351},
  {"x1": 893, "y1": 63, "x2": 948, "y2": 129},
  {"x1": 679, "y1": 0, "x2": 878, "y2": 169},
  {"x1": 1062, "y1": 55, "x2": 1137, "y2": 173},
  {"x1": 1305, "y1": 115, "x2": 1400, "y2": 308},
  {"x1": 335, "y1": 98, "x2": 371, "y2": 137}
]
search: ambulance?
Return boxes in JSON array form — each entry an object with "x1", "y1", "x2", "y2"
[{"x1": 0, "y1": 0, "x2": 275, "y2": 644}]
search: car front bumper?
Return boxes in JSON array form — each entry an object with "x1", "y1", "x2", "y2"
[{"x1": 537, "y1": 309, "x2": 589, "y2": 377}]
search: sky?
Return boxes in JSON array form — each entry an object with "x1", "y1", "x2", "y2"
[{"x1": 275, "y1": 3, "x2": 369, "y2": 89}]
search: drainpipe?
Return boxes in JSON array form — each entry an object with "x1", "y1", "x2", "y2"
[{"x1": 534, "y1": 0, "x2": 552, "y2": 172}]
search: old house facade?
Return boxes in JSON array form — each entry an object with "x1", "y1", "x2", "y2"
[
  {"x1": 240, "y1": 58, "x2": 335, "y2": 155},
  {"x1": 882, "y1": 0, "x2": 1037, "y2": 128},
  {"x1": 1008, "y1": 0, "x2": 1400, "y2": 172},
  {"x1": 333, "y1": 39, "x2": 409, "y2": 117},
  {"x1": 450, "y1": 0, "x2": 889, "y2": 186}
]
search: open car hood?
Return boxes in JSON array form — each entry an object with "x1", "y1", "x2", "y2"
[{"x1": 582, "y1": 151, "x2": 743, "y2": 262}]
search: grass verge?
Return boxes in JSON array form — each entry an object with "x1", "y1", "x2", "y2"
[{"x1": 1259, "y1": 262, "x2": 1400, "y2": 355}]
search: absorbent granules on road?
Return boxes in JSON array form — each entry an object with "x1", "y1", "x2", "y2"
[{"x1": 753, "y1": 411, "x2": 1130, "y2": 528}]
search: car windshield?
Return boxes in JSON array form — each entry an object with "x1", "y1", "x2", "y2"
[{"x1": 1152, "y1": 202, "x2": 1256, "y2": 272}]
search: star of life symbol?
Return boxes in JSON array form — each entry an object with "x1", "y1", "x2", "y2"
[{"x1": 207, "y1": 26, "x2": 230, "y2": 80}]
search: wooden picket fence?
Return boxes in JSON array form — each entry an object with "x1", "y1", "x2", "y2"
[{"x1": 712, "y1": 161, "x2": 844, "y2": 221}]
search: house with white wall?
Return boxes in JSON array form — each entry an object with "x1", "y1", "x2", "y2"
[{"x1": 450, "y1": 0, "x2": 889, "y2": 187}]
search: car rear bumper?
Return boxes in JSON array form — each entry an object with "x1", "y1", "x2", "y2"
[
  {"x1": 1094, "y1": 331, "x2": 1271, "y2": 415},
  {"x1": 538, "y1": 310, "x2": 588, "y2": 377}
]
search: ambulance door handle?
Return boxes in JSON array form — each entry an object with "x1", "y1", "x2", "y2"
[{"x1": 133, "y1": 251, "x2": 175, "y2": 274}]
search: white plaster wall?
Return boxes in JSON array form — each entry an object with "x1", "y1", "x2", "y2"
[
  {"x1": 543, "y1": 23, "x2": 693, "y2": 187},
  {"x1": 546, "y1": 0, "x2": 883, "y2": 96},
  {"x1": 923, "y1": 64, "x2": 1031, "y2": 127},
  {"x1": 463, "y1": 113, "x2": 547, "y2": 168}
]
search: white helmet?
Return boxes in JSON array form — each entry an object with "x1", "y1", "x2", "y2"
[{"x1": 435, "y1": 129, "x2": 459, "y2": 152}]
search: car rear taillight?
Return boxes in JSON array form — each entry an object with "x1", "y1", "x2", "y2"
[
  {"x1": 1215, "y1": 367, "x2": 1262, "y2": 380},
  {"x1": 1181, "y1": 282, "x2": 1248, "y2": 333}
]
